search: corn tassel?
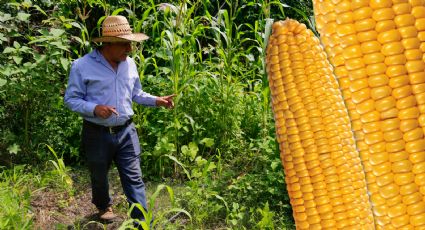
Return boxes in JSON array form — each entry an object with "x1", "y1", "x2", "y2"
[
  {"x1": 266, "y1": 19, "x2": 374, "y2": 229},
  {"x1": 313, "y1": 0, "x2": 425, "y2": 228}
]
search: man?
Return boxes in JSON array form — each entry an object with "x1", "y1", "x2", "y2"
[{"x1": 64, "y1": 15, "x2": 174, "y2": 222}]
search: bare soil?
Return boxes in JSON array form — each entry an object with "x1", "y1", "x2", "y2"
[
  {"x1": 31, "y1": 168, "x2": 130, "y2": 230},
  {"x1": 30, "y1": 167, "x2": 191, "y2": 230}
]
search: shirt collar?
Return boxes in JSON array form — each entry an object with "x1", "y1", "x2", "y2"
[
  {"x1": 89, "y1": 49, "x2": 117, "y2": 73},
  {"x1": 89, "y1": 49, "x2": 103, "y2": 62}
]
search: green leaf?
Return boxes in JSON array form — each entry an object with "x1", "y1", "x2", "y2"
[
  {"x1": 165, "y1": 185, "x2": 175, "y2": 206},
  {"x1": 46, "y1": 145, "x2": 57, "y2": 159},
  {"x1": 155, "y1": 51, "x2": 169, "y2": 60},
  {"x1": 50, "y1": 41, "x2": 69, "y2": 51},
  {"x1": 0, "y1": 66, "x2": 12, "y2": 76},
  {"x1": 64, "y1": 23, "x2": 72, "y2": 29},
  {"x1": 181, "y1": 142, "x2": 198, "y2": 161},
  {"x1": 49, "y1": 160, "x2": 59, "y2": 171},
  {"x1": 39, "y1": 28, "x2": 50, "y2": 36},
  {"x1": 0, "y1": 78, "x2": 6, "y2": 87},
  {"x1": 112, "y1": 8, "x2": 125, "y2": 16},
  {"x1": 200, "y1": 138, "x2": 214, "y2": 147},
  {"x1": 164, "y1": 154, "x2": 191, "y2": 179},
  {"x1": 60, "y1": 58, "x2": 69, "y2": 71},
  {"x1": 16, "y1": 12, "x2": 31, "y2": 22},
  {"x1": 3, "y1": 47, "x2": 15, "y2": 54},
  {"x1": 163, "y1": 208, "x2": 192, "y2": 220},
  {"x1": 50, "y1": 28, "x2": 65, "y2": 37},
  {"x1": 213, "y1": 194, "x2": 228, "y2": 210},
  {"x1": 71, "y1": 36, "x2": 83, "y2": 44},
  {"x1": 188, "y1": 142, "x2": 198, "y2": 155},
  {"x1": 149, "y1": 184, "x2": 166, "y2": 206},
  {"x1": 7, "y1": 144, "x2": 20, "y2": 155},
  {"x1": 20, "y1": 63, "x2": 30, "y2": 74},
  {"x1": 21, "y1": 1, "x2": 32, "y2": 8},
  {"x1": 70, "y1": 22, "x2": 81, "y2": 29},
  {"x1": 271, "y1": 161, "x2": 280, "y2": 170},
  {"x1": 13, "y1": 41, "x2": 20, "y2": 49},
  {"x1": 181, "y1": 145, "x2": 189, "y2": 156},
  {"x1": 96, "y1": 16, "x2": 107, "y2": 32},
  {"x1": 28, "y1": 37, "x2": 50, "y2": 44},
  {"x1": 181, "y1": 145, "x2": 195, "y2": 160},
  {"x1": 0, "y1": 13, "x2": 13, "y2": 22},
  {"x1": 12, "y1": 56, "x2": 22, "y2": 64},
  {"x1": 33, "y1": 5, "x2": 47, "y2": 16},
  {"x1": 195, "y1": 156, "x2": 207, "y2": 166},
  {"x1": 159, "y1": 67, "x2": 171, "y2": 74},
  {"x1": 207, "y1": 162, "x2": 216, "y2": 171},
  {"x1": 190, "y1": 169, "x2": 202, "y2": 178},
  {"x1": 0, "y1": 33, "x2": 7, "y2": 42}
]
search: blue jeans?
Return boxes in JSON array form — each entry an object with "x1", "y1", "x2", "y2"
[{"x1": 82, "y1": 120, "x2": 147, "y2": 220}]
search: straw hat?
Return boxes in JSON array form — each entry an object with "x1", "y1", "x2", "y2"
[{"x1": 92, "y1": 16, "x2": 149, "y2": 43}]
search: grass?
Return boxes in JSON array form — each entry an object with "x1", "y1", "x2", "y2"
[
  {"x1": 0, "y1": 165, "x2": 34, "y2": 229},
  {"x1": 0, "y1": 162, "x2": 292, "y2": 229},
  {"x1": 0, "y1": 163, "x2": 213, "y2": 229}
]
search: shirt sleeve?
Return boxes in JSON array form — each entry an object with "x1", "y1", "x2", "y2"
[
  {"x1": 64, "y1": 61, "x2": 97, "y2": 117},
  {"x1": 132, "y1": 76, "x2": 158, "y2": 107}
]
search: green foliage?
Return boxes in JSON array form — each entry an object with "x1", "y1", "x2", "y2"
[
  {"x1": 0, "y1": 2, "x2": 82, "y2": 163},
  {"x1": 220, "y1": 136, "x2": 293, "y2": 228},
  {"x1": 45, "y1": 144, "x2": 74, "y2": 193},
  {"x1": 179, "y1": 174, "x2": 228, "y2": 227},
  {"x1": 176, "y1": 135, "x2": 294, "y2": 228},
  {"x1": 0, "y1": 166, "x2": 33, "y2": 229},
  {"x1": 0, "y1": 163, "x2": 80, "y2": 229},
  {"x1": 119, "y1": 184, "x2": 191, "y2": 230},
  {"x1": 256, "y1": 202, "x2": 275, "y2": 230},
  {"x1": 0, "y1": 0, "x2": 316, "y2": 228}
]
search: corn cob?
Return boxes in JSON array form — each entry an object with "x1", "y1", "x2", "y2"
[
  {"x1": 313, "y1": 0, "x2": 425, "y2": 228},
  {"x1": 266, "y1": 19, "x2": 374, "y2": 229}
]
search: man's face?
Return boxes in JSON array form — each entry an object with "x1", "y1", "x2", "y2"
[{"x1": 106, "y1": 42, "x2": 132, "y2": 62}]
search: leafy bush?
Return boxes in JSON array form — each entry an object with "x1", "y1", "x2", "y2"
[{"x1": 0, "y1": 2, "x2": 82, "y2": 164}]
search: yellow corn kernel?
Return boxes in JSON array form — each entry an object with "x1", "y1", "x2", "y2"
[
  {"x1": 314, "y1": 0, "x2": 425, "y2": 228},
  {"x1": 266, "y1": 18, "x2": 373, "y2": 229}
]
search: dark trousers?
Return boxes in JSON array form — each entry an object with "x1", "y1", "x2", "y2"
[{"x1": 82, "y1": 121, "x2": 147, "y2": 220}]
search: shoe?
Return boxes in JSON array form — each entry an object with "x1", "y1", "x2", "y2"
[{"x1": 98, "y1": 206, "x2": 117, "y2": 221}]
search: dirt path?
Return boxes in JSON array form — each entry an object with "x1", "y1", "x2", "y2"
[{"x1": 31, "y1": 168, "x2": 131, "y2": 229}]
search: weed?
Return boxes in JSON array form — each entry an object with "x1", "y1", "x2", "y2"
[
  {"x1": 119, "y1": 184, "x2": 190, "y2": 230},
  {"x1": 0, "y1": 166, "x2": 33, "y2": 229},
  {"x1": 45, "y1": 144, "x2": 74, "y2": 193}
]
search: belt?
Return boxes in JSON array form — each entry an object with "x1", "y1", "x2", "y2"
[{"x1": 83, "y1": 118, "x2": 133, "y2": 134}]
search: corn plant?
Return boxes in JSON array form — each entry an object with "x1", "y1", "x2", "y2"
[
  {"x1": 118, "y1": 184, "x2": 191, "y2": 230},
  {"x1": 46, "y1": 144, "x2": 73, "y2": 191}
]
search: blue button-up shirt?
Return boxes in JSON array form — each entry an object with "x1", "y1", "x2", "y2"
[{"x1": 64, "y1": 49, "x2": 157, "y2": 126}]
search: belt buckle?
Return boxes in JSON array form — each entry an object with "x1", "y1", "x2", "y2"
[{"x1": 108, "y1": 127, "x2": 114, "y2": 134}]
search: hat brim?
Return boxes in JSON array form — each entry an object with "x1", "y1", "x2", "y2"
[{"x1": 92, "y1": 33, "x2": 149, "y2": 43}]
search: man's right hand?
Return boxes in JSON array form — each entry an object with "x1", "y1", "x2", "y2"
[{"x1": 94, "y1": 105, "x2": 119, "y2": 119}]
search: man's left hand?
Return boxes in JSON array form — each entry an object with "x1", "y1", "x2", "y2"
[{"x1": 156, "y1": 94, "x2": 176, "y2": 109}]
